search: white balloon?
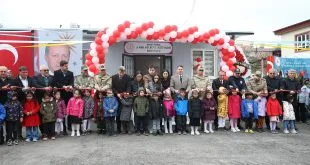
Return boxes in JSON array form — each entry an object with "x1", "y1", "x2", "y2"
[
  {"x1": 220, "y1": 61, "x2": 226, "y2": 67},
  {"x1": 90, "y1": 49, "x2": 97, "y2": 57},
  {"x1": 219, "y1": 52, "x2": 223, "y2": 58},
  {"x1": 153, "y1": 26, "x2": 161, "y2": 32},
  {"x1": 104, "y1": 49, "x2": 109, "y2": 54},
  {"x1": 224, "y1": 35, "x2": 231, "y2": 43},
  {"x1": 101, "y1": 34, "x2": 109, "y2": 42},
  {"x1": 120, "y1": 33, "x2": 127, "y2": 40},
  {"x1": 141, "y1": 31, "x2": 148, "y2": 38},
  {"x1": 92, "y1": 57, "x2": 99, "y2": 64},
  {"x1": 208, "y1": 37, "x2": 214, "y2": 44},
  {"x1": 169, "y1": 31, "x2": 177, "y2": 38},
  {"x1": 231, "y1": 57, "x2": 237, "y2": 63},
  {"x1": 164, "y1": 34, "x2": 170, "y2": 41},
  {"x1": 90, "y1": 42, "x2": 96, "y2": 50},
  {"x1": 187, "y1": 35, "x2": 194, "y2": 42},
  {"x1": 124, "y1": 28, "x2": 132, "y2": 35},
  {"x1": 146, "y1": 28, "x2": 155, "y2": 35},
  {"x1": 214, "y1": 34, "x2": 220, "y2": 41},
  {"x1": 216, "y1": 45, "x2": 223, "y2": 49},
  {"x1": 180, "y1": 38, "x2": 187, "y2": 43},
  {"x1": 223, "y1": 42, "x2": 230, "y2": 49},
  {"x1": 102, "y1": 42, "x2": 109, "y2": 49},
  {"x1": 193, "y1": 32, "x2": 200, "y2": 38},
  {"x1": 88, "y1": 72, "x2": 94, "y2": 77},
  {"x1": 226, "y1": 70, "x2": 233, "y2": 77},
  {"x1": 221, "y1": 65, "x2": 229, "y2": 72},
  {"x1": 95, "y1": 64, "x2": 101, "y2": 68},
  {"x1": 106, "y1": 28, "x2": 113, "y2": 36},
  {"x1": 228, "y1": 46, "x2": 235, "y2": 52}
]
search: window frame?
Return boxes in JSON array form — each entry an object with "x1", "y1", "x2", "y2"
[
  {"x1": 295, "y1": 31, "x2": 310, "y2": 52},
  {"x1": 191, "y1": 49, "x2": 217, "y2": 79}
]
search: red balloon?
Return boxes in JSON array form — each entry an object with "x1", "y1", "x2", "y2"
[
  {"x1": 228, "y1": 52, "x2": 235, "y2": 58},
  {"x1": 197, "y1": 36, "x2": 204, "y2": 43},
  {"x1": 171, "y1": 25, "x2": 178, "y2": 31},
  {"x1": 214, "y1": 28, "x2": 220, "y2": 34},
  {"x1": 85, "y1": 53, "x2": 92, "y2": 61},
  {"x1": 226, "y1": 60, "x2": 233, "y2": 67},
  {"x1": 153, "y1": 32, "x2": 159, "y2": 40},
  {"x1": 202, "y1": 32, "x2": 210, "y2": 40},
  {"x1": 101, "y1": 58, "x2": 105, "y2": 64},
  {"x1": 96, "y1": 31, "x2": 105, "y2": 38},
  {"x1": 108, "y1": 36, "x2": 116, "y2": 45},
  {"x1": 176, "y1": 32, "x2": 182, "y2": 39},
  {"x1": 146, "y1": 35, "x2": 152, "y2": 40},
  {"x1": 131, "y1": 31, "x2": 138, "y2": 39},
  {"x1": 182, "y1": 30, "x2": 189, "y2": 38},
  {"x1": 218, "y1": 38, "x2": 224, "y2": 45},
  {"x1": 229, "y1": 65, "x2": 236, "y2": 71},
  {"x1": 165, "y1": 25, "x2": 172, "y2": 33},
  {"x1": 118, "y1": 24, "x2": 125, "y2": 32},
  {"x1": 95, "y1": 37, "x2": 102, "y2": 45},
  {"x1": 136, "y1": 27, "x2": 143, "y2": 34},
  {"x1": 113, "y1": 30, "x2": 120, "y2": 38},
  {"x1": 85, "y1": 60, "x2": 92, "y2": 66},
  {"x1": 141, "y1": 23, "x2": 149, "y2": 31},
  {"x1": 191, "y1": 40, "x2": 198, "y2": 44},
  {"x1": 123, "y1": 21, "x2": 131, "y2": 28},
  {"x1": 211, "y1": 40, "x2": 218, "y2": 46},
  {"x1": 188, "y1": 27, "x2": 195, "y2": 34},
  {"x1": 148, "y1": 21, "x2": 154, "y2": 28},
  {"x1": 221, "y1": 49, "x2": 229, "y2": 55},
  {"x1": 222, "y1": 56, "x2": 229, "y2": 62},
  {"x1": 98, "y1": 52, "x2": 105, "y2": 59},
  {"x1": 224, "y1": 76, "x2": 228, "y2": 80},
  {"x1": 209, "y1": 29, "x2": 216, "y2": 36},
  {"x1": 159, "y1": 30, "x2": 166, "y2": 36},
  {"x1": 169, "y1": 38, "x2": 176, "y2": 42},
  {"x1": 89, "y1": 64, "x2": 97, "y2": 73},
  {"x1": 96, "y1": 45, "x2": 103, "y2": 52},
  {"x1": 228, "y1": 40, "x2": 235, "y2": 46}
]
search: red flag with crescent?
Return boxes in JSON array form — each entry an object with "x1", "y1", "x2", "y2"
[
  {"x1": 266, "y1": 55, "x2": 274, "y2": 73},
  {"x1": 0, "y1": 31, "x2": 34, "y2": 77}
]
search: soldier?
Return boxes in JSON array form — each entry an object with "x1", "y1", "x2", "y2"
[
  {"x1": 74, "y1": 66, "x2": 94, "y2": 89},
  {"x1": 191, "y1": 67, "x2": 212, "y2": 99},
  {"x1": 246, "y1": 71, "x2": 268, "y2": 97},
  {"x1": 94, "y1": 65, "x2": 112, "y2": 92}
]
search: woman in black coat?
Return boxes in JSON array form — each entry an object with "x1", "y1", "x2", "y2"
[
  {"x1": 161, "y1": 70, "x2": 171, "y2": 90},
  {"x1": 127, "y1": 71, "x2": 144, "y2": 96}
]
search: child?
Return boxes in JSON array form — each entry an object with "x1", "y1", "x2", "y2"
[
  {"x1": 0, "y1": 102, "x2": 6, "y2": 145},
  {"x1": 118, "y1": 92, "x2": 133, "y2": 134},
  {"x1": 149, "y1": 93, "x2": 163, "y2": 136},
  {"x1": 67, "y1": 90, "x2": 84, "y2": 137},
  {"x1": 163, "y1": 88, "x2": 175, "y2": 134},
  {"x1": 93, "y1": 91, "x2": 105, "y2": 134},
  {"x1": 298, "y1": 79, "x2": 310, "y2": 123},
  {"x1": 133, "y1": 88, "x2": 149, "y2": 136},
  {"x1": 4, "y1": 91, "x2": 23, "y2": 146},
  {"x1": 40, "y1": 93, "x2": 57, "y2": 140},
  {"x1": 228, "y1": 88, "x2": 241, "y2": 132},
  {"x1": 217, "y1": 87, "x2": 228, "y2": 130},
  {"x1": 23, "y1": 92, "x2": 40, "y2": 142},
  {"x1": 255, "y1": 92, "x2": 267, "y2": 133},
  {"x1": 83, "y1": 89, "x2": 95, "y2": 135},
  {"x1": 103, "y1": 88, "x2": 118, "y2": 136},
  {"x1": 241, "y1": 93, "x2": 258, "y2": 133},
  {"x1": 283, "y1": 94, "x2": 297, "y2": 134},
  {"x1": 174, "y1": 88, "x2": 188, "y2": 135},
  {"x1": 266, "y1": 92, "x2": 282, "y2": 134},
  {"x1": 188, "y1": 89, "x2": 202, "y2": 135},
  {"x1": 54, "y1": 91, "x2": 66, "y2": 136},
  {"x1": 202, "y1": 90, "x2": 217, "y2": 133}
]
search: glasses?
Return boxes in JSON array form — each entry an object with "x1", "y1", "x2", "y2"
[
  {"x1": 43, "y1": 70, "x2": 49, "y2": 72},
  {"x1": 269, "y1": 73, "x2": 275, "y2": 75},
  {"x1": 154, "y1": 78, "x2": 159, "y2": 79}
]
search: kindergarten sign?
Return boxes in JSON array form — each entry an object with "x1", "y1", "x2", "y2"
[{"x1": 274, "y1": 57, "x2": 310, "y2": 78}]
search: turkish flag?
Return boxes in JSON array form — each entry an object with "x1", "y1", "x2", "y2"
[{"x1": 0, "y1": 31, "x2": 34, "y2": 77}]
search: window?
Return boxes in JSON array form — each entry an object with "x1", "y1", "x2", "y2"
[
  {"x1": 295, "y1": 32, "x2": 310, "y2": 52},
  {"x1": 192, "y1": 50, "x2": 216, "y2": 77}
]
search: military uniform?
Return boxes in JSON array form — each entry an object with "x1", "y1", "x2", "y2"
[
  {"x1": 247, "y1": 77, "x2": 268, "y2": 96},
  {"x1": 94, "y1": 74, "x2": 112, "y2": 91},
  {"x1": 74, "y1": 75, "x2": 94, "y2": 89},
  {"x1": 191, "y1": 75, "x2": 211, "y2": 99}
]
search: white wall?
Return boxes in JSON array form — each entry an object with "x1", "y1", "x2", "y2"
[
  {"x1": 105, "y1": 41, "x2": 220, "y2": 78},
  {"x1": 280, "y1": 26, "x2": 310, "y2": 57}
]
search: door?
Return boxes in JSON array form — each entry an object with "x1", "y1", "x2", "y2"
[
  {"x1": 134, "y1": 56, "x2": 164, "y2": 75},
  {"x1": 122, "y1": 55, "x2": 134, "y2": 77}
]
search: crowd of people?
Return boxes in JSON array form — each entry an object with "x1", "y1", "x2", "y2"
[{"x1": 0, "y1": 60, "x2": 309, "y2": 146}]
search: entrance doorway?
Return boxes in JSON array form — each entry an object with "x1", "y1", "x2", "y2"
[{"x1": 122, "y1": 55, "x2": 172, "y2": 77}]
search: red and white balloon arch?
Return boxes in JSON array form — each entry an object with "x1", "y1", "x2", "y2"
[{"x1": 86, "y1": 21, "x2": 246, "y2": 78}]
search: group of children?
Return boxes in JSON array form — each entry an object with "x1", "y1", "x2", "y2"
[{"x1": 0, "y1": 85, "x2": 299, "y2": 146}]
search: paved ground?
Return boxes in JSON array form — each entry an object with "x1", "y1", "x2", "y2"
[{"x1": 1, "y1": 123, "x2": 310, "y2": 165}]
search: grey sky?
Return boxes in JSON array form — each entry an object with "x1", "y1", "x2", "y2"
[{"x1": 1, "y1": 0, "x2": 309, "y2": 41}]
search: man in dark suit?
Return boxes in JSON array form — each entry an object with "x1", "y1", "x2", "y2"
[
  {"x1": 10, "y1": 66, "x2": 35, "y2": 140},
  {"x1": 52, "y1": 60, "x2": 74, "y2": 134},
  {"x1": 112, "y1": 66, "x2": 132, "y2": 133},
  {"x1": 52, "y1": 60, "x2": 74, "y2": 104},
  {"x1": 33, "y1": 65, "x2": 54, "y2": 103},
  {"x1": 10, "y1": 66, "x2": 35, "y2": 102},
  {"x1": 0, "y1": 66, "x2": 12, "y2": 104}
]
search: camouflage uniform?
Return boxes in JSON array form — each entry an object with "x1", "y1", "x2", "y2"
[
  {"x1": 74, "y1": 75, "x2": 94, "y2": 89},
  {"x1": 191, "y1": 75, "x2": 212, "y2": 98},
  {"x1": 93, "y1": 74, "x2": 112, "y2": 91},
  {"x1": 246, "y1": 77, "x2": 268, "y2": 96}
]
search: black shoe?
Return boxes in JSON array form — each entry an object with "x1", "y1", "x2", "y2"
[
  {"x1": 276, "y1": 126, "x2": 280, "y2": 130},
  {"x1": 144, "y1": 132, "x2": 149, "y2": 136},
  {"x1": 7, "y1": 139, "x2": 12, "y2": 146},
  {"x1": 13, "y1": 140, "x2": 19, "y2": 145},
  {"x1": 224, "y1": 127, "x2": 229, "y2": 131},
  {"x1": 238, "y1": 126, "x2": 244, "y2": 130},
  {"x1": 18, "y1": 136, "x2": 24, "y2": 141}
]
